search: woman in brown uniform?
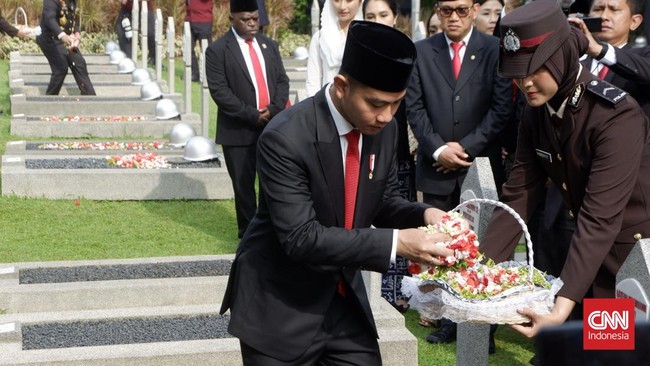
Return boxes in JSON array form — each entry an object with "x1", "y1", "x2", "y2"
[{"x1": 480, "y1": 0, "x2": 650, "y2": 337}]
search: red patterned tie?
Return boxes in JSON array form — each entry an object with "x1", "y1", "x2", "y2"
[
  {"x1": 339, "y1": 130, "x2": 360, "y2": 297},
  {"x1": 245, "y1": 39, "x2": 269, "y2": 109},
  {"x1": 451, "y1": 42, "x2": 463, "y2": 80},
  {"x1": 344, "y1": 130, "x2": 360, "y2": 230},
  {"x1": 598, "y1": 65, "x2": 609, "y2": 80}
]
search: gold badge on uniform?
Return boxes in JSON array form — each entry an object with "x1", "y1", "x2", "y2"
[{"x1": 568, "y1": 83, "x2": 584, "y2": 108}]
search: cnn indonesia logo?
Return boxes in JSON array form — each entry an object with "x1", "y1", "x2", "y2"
[{"x1": 584, "y1": 298, "x2": 635, "y2": 350}]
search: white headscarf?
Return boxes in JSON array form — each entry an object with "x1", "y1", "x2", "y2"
[{"x1": 318, "y1": 0, "x2": 363, "y2": 70}]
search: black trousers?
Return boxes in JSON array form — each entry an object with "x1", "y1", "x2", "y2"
[
  {"x1": 115, "y1": 10, "x2": 156, "y2": 64},
  {"x1": 223, "y1": 145, "x2": 258, "y2": 239},
  {"x1": 35, "y1": 35, "x2": 96, "y2": 96},
  {"x1": 422, "y1": 183, "x2": 461, "y2": 212},
  {"x1": 240, "y1": 294, "x2": 381, "y2": 365},
  {"x1": 189, "y1": 22, "x2": 213, "y2": 81}
]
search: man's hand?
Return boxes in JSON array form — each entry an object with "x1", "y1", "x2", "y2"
[
  {"x1": 510, "y1": 296, "x2": 575, "y2": 338},
  {"x1": 435, "y1": 142, "x2": 472, "y2": 173},
  {"x1": 568, "y1": 17, "x2": 603, "y2": 59},
  {"x1": 396, "y1": 228, "x2": 454, "y2": 266},
  {"x1": 256, "y1": 107, "x2": 271, "y2": 126},
  {"x1": 16, "y1": 27, "x2": 29, "y2": 38},
  {"x1": 423, "y1": 207, "x2": 448, "y2": 226}
]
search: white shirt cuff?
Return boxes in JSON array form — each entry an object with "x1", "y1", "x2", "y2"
[
  {"x1": 57, "y1": 32, "x2": 66, "y2": 40},
  {"x1": 433, "y1": 145, "x2": 448, "y2": 161},
  {"x1": 600, "y1": 44, "x2": 616, "y2": 66},
  {"x1": 390, "y1": 229, "x2": 398, "y2": 264}
]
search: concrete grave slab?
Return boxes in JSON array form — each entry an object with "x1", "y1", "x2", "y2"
[
  {"x1": 1, "y1": 154, "x2": 233, "y2": 200},
  {"x1": 455, "y1": 157, "x2": 499, "y2": 366},
  {"x1": 3, "y1": 140, "x2": 209, "y2": 156},
  {"x1": 0, "y1": 254, "x2": 415, "y2": 366},
  {"x1": 10, "y1": 113, "x2": 200, "y2": 138},
  {"x1": 9, "y1": 62, "x2": 126, "y2": 74},
  {"x1": 9, "y1": 70, "x2": 136, "y2": 84},
  {"x1": 9, "y1": 79, "x2": 170, "y2": 97},
  {"x1": 10, "y1": 93, "x2": 185, "y2": 116},
  {"x1": 616, "y1": 239, "x2": 650, "y2": 321},
  {"x1": 10, "y1": 51, "x2": 112, "y2": 64}
]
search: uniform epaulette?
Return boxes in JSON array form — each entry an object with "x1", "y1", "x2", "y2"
[{"x1": 586, "y1": 79, "x2": 627, "y2": 105}]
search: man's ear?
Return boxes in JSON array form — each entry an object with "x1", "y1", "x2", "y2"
[
  {"x1": 630, "y1": 14, "x2": 643, "y2": 32},
  {"x1": 332, "y1": 74, "x2": 349, "y2": 99}
]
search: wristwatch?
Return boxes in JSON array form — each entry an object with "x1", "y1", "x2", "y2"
[{"x1": 595, "y1": 41, "x2": 609, "y2": 61}]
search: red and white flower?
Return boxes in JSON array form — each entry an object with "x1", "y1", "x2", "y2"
[
  {"x1": 39, "y1": 141, "x2": 166, "y2": 151},
  {"x1": 106, "y1": 153, "x2": 170, "y2": 169}
]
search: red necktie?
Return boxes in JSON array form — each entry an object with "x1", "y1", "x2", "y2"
[
  {"x1": 451, "y1": 42, "x2": 463, "y2": 80},
  {"x1": 598, "y1": 65, "x2": 609, "y2": 80},
  {"x1": 344, "y1": 130, "x2": 360, "y2": 230},
  {"x1": 245, "y1": 39, "x2": 269, "y2": 109},
  {"x1": 339, "y1": 130, "x2": 360, "y2": 297}
]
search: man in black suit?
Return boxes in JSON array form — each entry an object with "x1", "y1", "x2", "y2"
[
  {"x1": 220, "y1": 20, "x2": 455, "y2": 365},
  {"x1": 36, "y1": 0, "x2": 96, "y2": 95},
  {"x1": 406, "y1": 0, "x2": 512, "y2": 213},
  {"x1": 205, "y1": 0, "x2": 289, "y2": 239},
  {"x1": 406, "y1": 0, "x2": 512, "y2": 346},
  {"x1": 571, "y1": 0, "x2": 650, "y2": 115}
]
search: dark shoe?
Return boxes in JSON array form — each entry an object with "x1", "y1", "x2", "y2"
[
  {"x1": 191, "y1": 76, "x2": 200, "y2": 82},
  {"x1": 426, "y1": 324, "x2": 457, "y2": 344},
  {"x1": 392, "y1": 300, "x2": 409, "y2": 313}
]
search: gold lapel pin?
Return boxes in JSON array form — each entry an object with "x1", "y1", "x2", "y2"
[{"x1": 470, "y1": 55, "x2": 476, "y2": 60}]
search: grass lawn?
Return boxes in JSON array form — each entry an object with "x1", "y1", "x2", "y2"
[{"x1": 0, "y1": 57, "x2": 535, "y2": 364}]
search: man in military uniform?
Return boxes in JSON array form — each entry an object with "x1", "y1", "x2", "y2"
[
  {"x1": 36, "y1": 0, "x2": 96, "y2": 95},
  {"x1": 480, "y1": 0, "x2": 650, "y2": 337}
]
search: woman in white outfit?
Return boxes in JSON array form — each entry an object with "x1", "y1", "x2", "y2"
[{"x1": 305, "y1": 0, "x2": 363, "y2": 96}]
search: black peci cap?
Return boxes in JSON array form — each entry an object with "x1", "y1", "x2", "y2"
[
  {"x1": 498, "y1": 0, "x2": 571, "y2": 78},
  {"x1": 340, "y1": 20, "x2": 417, "y2": 93},
  {"x1": 230, "y1": 0, "x2": 258, "y2": 13}
]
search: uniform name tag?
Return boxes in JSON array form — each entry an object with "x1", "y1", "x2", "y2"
[{"x1": 535, "y1": 149, "x2": 552, "y2": 162}]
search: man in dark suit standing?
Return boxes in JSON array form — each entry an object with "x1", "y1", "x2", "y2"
[
  {"x1": 36, "y1": 0, "x2": 96, "y2": 95},
  {"x1": 572, "y1": 0, "x2": 650, "y2": 115},
  {"x1": 406, "y1": 0, "x2": 512, "y2": 213},
  {"x1": 220, "y1": 20, "x2": 455, "y2": 364},
  {"x1": 406, "y1": 0, "x2": 512, "y2": 345},
  {"x1": 205, "y1": 0, "x2": 289, "y2": 239}
]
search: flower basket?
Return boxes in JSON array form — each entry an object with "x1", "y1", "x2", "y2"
[
  {"x1": 401, "y1": 198, "x2": 563, "y2": 324},
  {"x1": 13, "y1": 7, "x2": 40, "y2": 37}
]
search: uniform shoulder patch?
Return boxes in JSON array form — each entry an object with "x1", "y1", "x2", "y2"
[{"x1": 586, "y1": 79, "x2": 627, "y2": 105}]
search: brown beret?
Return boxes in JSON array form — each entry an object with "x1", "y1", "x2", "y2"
[{"x1": 498, "y1": 0, "x2": 571, "y2": 78}]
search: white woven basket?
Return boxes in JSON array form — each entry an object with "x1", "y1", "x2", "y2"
[
  {"x1": 13, "y1": 7, "x2": 27, "y2": 28},
  {"x1": 13, "y1": 7, "x2": 41, "y2": 37},
  {"x1": 401, "y1": 198, "x2": 563, "y2": 324}
]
